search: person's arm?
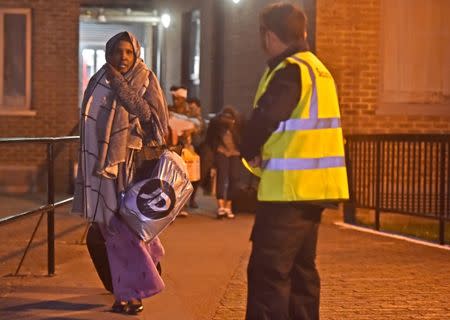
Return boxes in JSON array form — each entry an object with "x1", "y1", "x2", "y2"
[
  {"x1": 241, "y1": 64, "x2": 301, "y2": 161},
  {"x1": 105, "y1": 64, "x2": 153, "y2": 123},
  {"x1": 205, "y1": 117, "x2": 220, "y2": 151}
]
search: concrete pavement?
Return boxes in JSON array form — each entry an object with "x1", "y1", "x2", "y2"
[
  {"x1": 1, "y1": 193, "x2": 450, "y2": 319},
  {"x1": 0, "y1": 193, "x2": 253, "y2": 319}
]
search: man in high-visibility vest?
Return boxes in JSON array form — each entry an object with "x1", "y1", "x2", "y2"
[{"x1": 241, "y1": 3, "x2": 349, "y2": 319}]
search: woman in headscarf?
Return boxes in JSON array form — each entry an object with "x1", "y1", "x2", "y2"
[{"x1": 72, "y1": 31, "x2": 169, "y2": 315}]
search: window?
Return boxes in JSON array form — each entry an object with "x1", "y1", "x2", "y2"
[
  {"x1": 81, "y1": 48, "x2": 106, "y2": 94},
  {"x1": 380, "y1": 0, "x2": 450, "y2": 115},
  {"x1": 0, "y1": 8, "x2": 32, "y2": 113}
]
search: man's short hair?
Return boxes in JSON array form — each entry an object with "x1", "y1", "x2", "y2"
[
  {"x1": 260, "y1": 2, "x2": 307, "y2": 45},
  {"x1": 187, "y1": 97, "x2": 201, "y2": 107}
]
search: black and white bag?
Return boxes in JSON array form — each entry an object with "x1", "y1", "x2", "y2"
[{"x1": 119, "y1": 149, "x2": 193, "y2": 242}]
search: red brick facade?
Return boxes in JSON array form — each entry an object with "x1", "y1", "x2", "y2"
[
  {"x1": 316, "y1": 0, "x2": 450, "y2": 134},
  {"x1": 0, "y1": 0, "x2": 79, "y2": 192},
  {"x1": 0, "y1": 0, "x2": 79, "y2": 138}
]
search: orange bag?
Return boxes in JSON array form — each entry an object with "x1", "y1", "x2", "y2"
[{"x1": 181, "y1": 147, "x2": 201, "y2": 182}]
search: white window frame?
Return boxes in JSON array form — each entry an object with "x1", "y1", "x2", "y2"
[{"x1": 0, "y1": 8, "x2": 33, "y2": 116}]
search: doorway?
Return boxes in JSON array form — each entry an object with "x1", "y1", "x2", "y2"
[{"x1": 79, "y1": 7, "x2": 161, "y2": 103}]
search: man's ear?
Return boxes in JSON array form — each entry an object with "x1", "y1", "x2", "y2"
[
  {"x1": 267, "y1": 30, "x2": 285, "y2": 48},
  {"x1": 266, "y1": 30, "x2": 276, "y2": 44},
  {"x1": 263, "y1": 30, "x2": 276, "y2": 53}
]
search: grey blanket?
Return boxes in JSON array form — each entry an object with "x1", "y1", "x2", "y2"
[{"x1": 72, "y1": 31, "x2": 169, "y2": 224}]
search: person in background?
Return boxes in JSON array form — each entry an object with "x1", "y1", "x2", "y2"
[
  {"x1": 72, "y1": 31, "x2": 169, "y2": 315},
  {"x1": 168, "y1": 86, "x2": 201, "y2": 146},
  {"x1": 186, "y1": 97, "x2": 205, "y2": 146},
  {"x1": 187, "y1": 97, "x2": 202, "y2": 118},
  {"x1": 167, "y1": 85, "x2": 191, "y2": 147},
  {"x1": 241, "y1": 3, "x2": 349, "y2": 319},
  {"x1": 205, "y1": 106, "x2": 242, "y2": 219},
  {"x1": 167, "y1": 89, "x2": 203, "y2": 214},
  {"x1": 186, "y1": 97, "x2": 206, "y2": 208},
  {"x1": 169, "y1": 85, "x2": 189, "y2": 114}
]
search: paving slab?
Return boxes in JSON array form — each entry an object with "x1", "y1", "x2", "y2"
[{"x1": 213, "y1": 222, "x2": 450, "y2": 320}]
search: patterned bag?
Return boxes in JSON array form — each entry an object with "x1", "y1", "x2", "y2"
[{"x1": 119, "y1": 149, "x2": 193, "y2": 242}]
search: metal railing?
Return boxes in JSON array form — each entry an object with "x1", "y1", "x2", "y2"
[
  {"x1": 344, "y1": 134, "x2": 450, "y2": 244},
  {"x1": 0, "y1": 136, "x2": 79, "y2": 275}
]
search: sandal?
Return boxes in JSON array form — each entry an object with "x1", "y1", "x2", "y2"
[
  {"x1": 217, "y1": 208, "x2": 226, "y2": 219},
  {"x1": 111, "y1": 300, "x2": 128, "y2": 313},
  {"x1": 123, "y1": 299, "x2": 144, "y2": 315},
  {"x1": 224, "y1": 208, "x2": 235, "y2": 219}
]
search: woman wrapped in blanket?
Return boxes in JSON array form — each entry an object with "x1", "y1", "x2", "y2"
[{"x1": 72, "y1": 31, "x2": 169, "y2": 315}]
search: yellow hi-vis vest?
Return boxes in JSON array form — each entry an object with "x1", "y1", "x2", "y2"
[{"x1": 244, "y1": 51, "x2": 349, "y2": 202}]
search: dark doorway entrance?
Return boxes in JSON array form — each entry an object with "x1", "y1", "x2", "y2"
[{"x1": 181, "y1": 9, "x2": 201, "y2": 99}]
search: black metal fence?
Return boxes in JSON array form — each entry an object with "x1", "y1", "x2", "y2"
[
  {"x1": 0, "y1": 136, "x2": 79, "y2": 275},
  {"x1": 344, "y1": 134, "x2": 450, "y2": 244}
]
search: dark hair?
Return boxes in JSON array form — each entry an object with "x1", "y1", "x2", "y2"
[
  {"x1": 187, "y1": 97, "x2": 201, "y2": 106},
  {"x1": 259, "y1": 2, "x2": 307, "y2": 45},
  {"x1": 221, "y1": 105, "x2": 239, "y2": 120},
  {"x1": 170, "y1": 85, "x2": 188, "y2": 92}
]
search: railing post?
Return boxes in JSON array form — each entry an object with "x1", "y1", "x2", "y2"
[
  {"x1": 439, "y1": 141, "x2": 446, "y2": 245},
  {"x1": 344, "y1": 139, "x2": 356, "y2": 224},
  {"x1": 47, "y1": 142, "x2": 55, "y2": 276},
  {"x1": 375, "y1": 140, "x2": 381, "y2": 231}
]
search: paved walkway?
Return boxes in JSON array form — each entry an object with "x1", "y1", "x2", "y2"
[
  {"x1": 1, "y1": 193, "x2": 449, "y2": 319},
  {"x1": 213, "y1": 223, "x2": 450, "y2": 320}
]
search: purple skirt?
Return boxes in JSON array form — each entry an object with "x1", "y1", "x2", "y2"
[{"x1": 100, "y1": 216, "x2": 165, "y2": 301}]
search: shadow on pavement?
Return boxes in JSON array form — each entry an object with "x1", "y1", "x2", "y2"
[
  {"x1": 0, "y1": 222, "x2": 85, "y2": 264},
  {"x1": 2, "y1": 299, "x2": 103, "y2": 312}
]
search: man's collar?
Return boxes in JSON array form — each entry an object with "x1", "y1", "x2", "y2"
[{"x1": 267, "y1": 40, "x2": 309, "y2": 70}]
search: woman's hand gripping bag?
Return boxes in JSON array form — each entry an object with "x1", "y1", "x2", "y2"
[{"x1": 119, "y1": 150, "x2": 193, "y2": 242}]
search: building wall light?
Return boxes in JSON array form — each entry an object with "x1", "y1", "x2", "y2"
[
  {"x1": 232, "y1": 0, "x2": 241, "y2": 4},
  {"x1": 161, "y1": 13, "x2": 171, "y2": 28}
]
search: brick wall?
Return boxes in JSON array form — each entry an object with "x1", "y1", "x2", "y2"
[
  {"x1": 0, "y1": 0, "x2": 79, "y2": 137},
  {"x1": 316, "y1": 0, "x2": 450, "y2": 134},
  {"x1": 0, "y1": 0, "x2": 79, "y2": 192}
]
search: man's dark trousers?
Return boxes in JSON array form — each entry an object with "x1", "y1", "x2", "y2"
[{"x1": 246, "y1": 202, "x2": 323, "y2": 320}]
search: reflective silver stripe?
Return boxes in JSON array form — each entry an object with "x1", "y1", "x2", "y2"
[
  {"x1": 263, "y1": 156, "x2": 346, "y2": 171},
  {"x1": 274, "y1": 117, "x2": 341, "y2": 133},
  {"x1": 291, "y1": 56, "x2": 318, "y2": 119}
]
